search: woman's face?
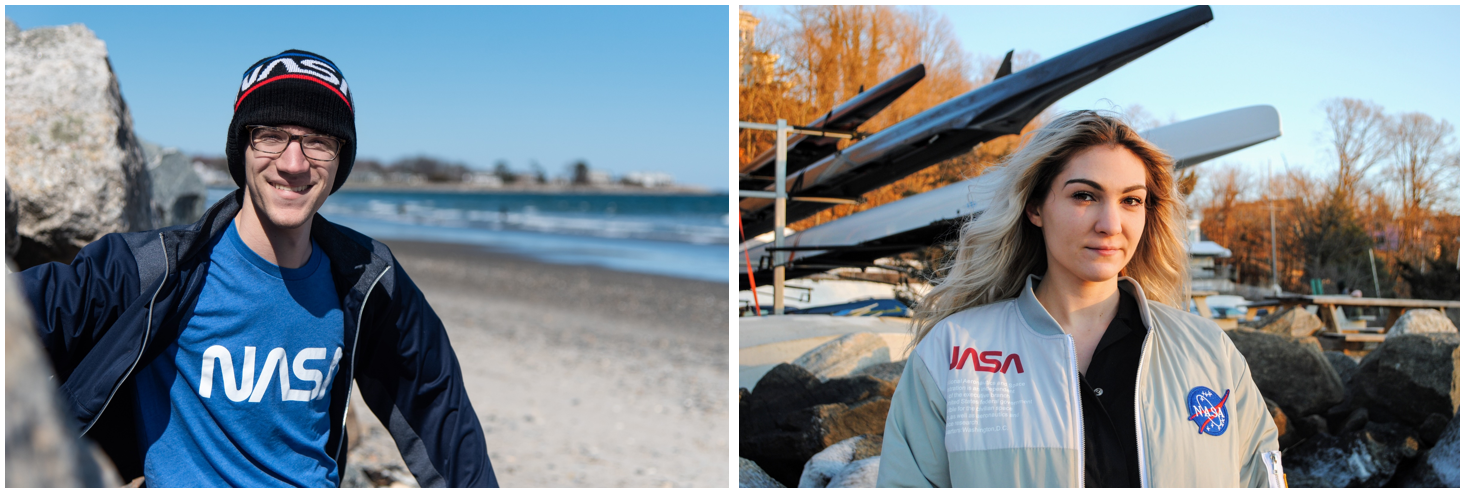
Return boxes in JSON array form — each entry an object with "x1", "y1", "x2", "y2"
[{"x1": 1026, "y1": 145, "x2": 1148, "y2": 284}]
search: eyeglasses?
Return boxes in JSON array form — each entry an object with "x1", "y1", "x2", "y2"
[{"x1": 246, "y1": 125, "x2": 345, "y2": 162}]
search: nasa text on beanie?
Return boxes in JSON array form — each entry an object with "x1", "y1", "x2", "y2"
[{"x1": 225, "y1": 49, "x2": 356, "y2": 193}]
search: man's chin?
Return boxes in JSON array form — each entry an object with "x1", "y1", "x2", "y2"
[{"x1": 260, "y1": 207, "x2": 314, "y2": 231}]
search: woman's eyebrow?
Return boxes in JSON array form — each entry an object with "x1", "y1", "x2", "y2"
[{"x1": 1063, "y1": 178, "x2": 1147, "y2": 194}]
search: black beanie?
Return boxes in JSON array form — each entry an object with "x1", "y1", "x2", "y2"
[{"x1": 226, "y1": 49, "x2": 356, "y2": 194}]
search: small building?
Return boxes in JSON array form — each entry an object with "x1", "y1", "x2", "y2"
[
  {"x1": 1188, "y1": 213, "x2": 1234, "y2": 292},
  {"x1": 586, "y1": 169, "x2": 612, "y2": 186},
  {"x1": 465, "y1": 172, "x2": 503, "y2": 187},
  {"x1": 622, "y1": 171, "x2": 675, "y2": 188}
]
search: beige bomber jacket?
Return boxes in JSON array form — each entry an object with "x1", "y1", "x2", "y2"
[{"x1": 877, "y1": 275, "x2": 1284, "y2": 487}]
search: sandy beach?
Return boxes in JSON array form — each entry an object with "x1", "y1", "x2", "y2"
[{"x1": 346, "y1": 239, "x2": 729, "y2": 487}]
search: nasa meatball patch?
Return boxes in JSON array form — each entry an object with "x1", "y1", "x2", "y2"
[{"x1": 1186, "y1": 386, "x2": 1230, "y2": 436}]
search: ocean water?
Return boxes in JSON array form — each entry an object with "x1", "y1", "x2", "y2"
[{"x1": 206, "y1": 188, "x2": 729, "y2": 282}]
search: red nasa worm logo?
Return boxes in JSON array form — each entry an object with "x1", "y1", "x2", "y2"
[{"x1": 949, "y1": 346, "x2": 1025, "y2": 374}]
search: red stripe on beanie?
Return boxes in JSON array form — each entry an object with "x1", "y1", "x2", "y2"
[{"x1": 234, "y1": 74, "x2": 352, "y2": 112}]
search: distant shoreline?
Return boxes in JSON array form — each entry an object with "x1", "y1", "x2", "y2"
[{"x1": 207, "y1": 183, "x2": 724, "y2": 196}]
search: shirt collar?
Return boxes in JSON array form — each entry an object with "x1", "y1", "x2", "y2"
[{"x1": 1017, "y1": 274, "x2": 1155, "y2": 338}]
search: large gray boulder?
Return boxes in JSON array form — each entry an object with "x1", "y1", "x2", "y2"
[
  {"x1": 1388, "y1": 309, "x2": 1458, "y2": 339},
  {"x1": 828, "y1": 457, "x2": 880, "y2": 487},
  {"x1": 799, "y1": 435, "x2": 882, "y2": 488},
  {"x1": 1392, "y1": 413, "x2": 1459, "y2": 487},
  {"x1": 1322, "y1": 351, "x2": 1359, "y2": 387},
  {"x1": 850, "y1": 360, "x2": 904, "y2": 384},
  {"x1": 792, "y1": 333, "x2": 893, "y2": 382},
  {"x1": 1254, "y1": 306, "x2": 1323, "y2": 338},
  {"x1": 5, "y1": 263, "x2": 121, "y2": 487},
  {"x1": 1283, "y1": 421, "x2": 1421, "y2": 488},
  {"x1": 1226, "y1": 328, "x2": 1345, "y2": 417},
  {"x1": 5, "y1": 18, "x2": 152, "y2": 269},
  {"x1": 740, "y1": 363, "x2": 895, "y2": 487},
  {"x1": 739, "y1": 458, "x2": 785, "y2": 488},
  {"x1": 1350, "y1": 333, "x2": 1459, "y2": 427},
  {"x1": 141, "y1": 140, "x2": 206, "y2": 227}
]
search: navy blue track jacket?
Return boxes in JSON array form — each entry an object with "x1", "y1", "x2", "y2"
[{"x1": 16, "y1": 189, "x2": 498, "y2": 487}]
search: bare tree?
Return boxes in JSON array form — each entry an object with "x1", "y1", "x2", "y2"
[
  {"x1": 1382, "y1": 112, "x2": 1459, "y2": 269},
  {"x1": 1322, "y1": 97, "x2": 1392, "y2": 199},
  {"x1": 1198, "y1": 163, "x2": 1253, "y2": 249},
  {"x1": 740, "y1": 6, "x2": 983, "y2": 169},
  {"x1": 1384, "y1": 113, "x2": 1458, "y2": 218}
]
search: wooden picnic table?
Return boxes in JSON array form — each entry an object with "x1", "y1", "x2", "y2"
[
  {"x1": 1239, "y1": 300, "x2": 1283, "y2": 320},
  {"x1": 1305, "y1": 295, "x2": 1460, "y2": 334},
  {"x1": 1188, "y1": 290, "x2": 1240, "y2": 329}
]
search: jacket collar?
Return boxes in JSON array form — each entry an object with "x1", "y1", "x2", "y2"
[
  {"x1": 170, "y1": 188, "x2": 384, "y2": 282},
  {"x1": 1017, "y1": 274, "x2": 1156, "y2": 336}
]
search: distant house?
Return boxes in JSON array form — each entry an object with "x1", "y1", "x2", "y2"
[
  {"x1": 1188, "y1": 213, "x2": 1234, "y2": 292},
  {"x1": 586, "y1": 169, "x2": 612, "y2": 186},
  {"x1": 466, "y1": 172, "x2": 503, "y2": 187},
  {"x1": 388, "y1": 172, "x2": 424, "y2": 184},
  {"x1": 348, "y1": 170, "x2": 385, "y2": 184},
  {"x1": 623, "y1": 171, "x2": 674, "y2": 188}
]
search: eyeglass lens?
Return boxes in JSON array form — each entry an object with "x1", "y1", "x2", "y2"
[{"x1": 250, "y1": 127, "x2": 341, "y2": 161}]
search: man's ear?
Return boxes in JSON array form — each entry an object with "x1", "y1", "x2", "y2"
[{"x1": 1025, "y1": 203, "x2": 1043, "y2": 228}]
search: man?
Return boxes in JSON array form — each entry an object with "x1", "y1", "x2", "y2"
[{"x1": 16, "y1": 49, "x2": 497, "y2": 487}]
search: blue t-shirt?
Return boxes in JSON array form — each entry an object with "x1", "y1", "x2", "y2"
[{"x1": 133, "y1": 221, "x2": 345, "y2": 487}]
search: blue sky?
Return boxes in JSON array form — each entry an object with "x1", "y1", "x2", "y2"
[
  {"x1": 745, "y1": 5, "x2": 1460, "y2": 186},
  {"x1": 7, "y1": 6, "x2": 729, "y2": 190}
]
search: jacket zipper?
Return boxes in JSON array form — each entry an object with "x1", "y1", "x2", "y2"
[
  {"x1": 1065, "y1": 334, "x2": 1084, "y2": 488},
  {"x1": 336, "y1": 267, "x2": 389, "y2": 462},
  {"x1": 1133, "y1": 312, "x2": 1155, "y2": 488},
  {"x1": 80, "y1": 232, "x2": 168, "y2": 438}
]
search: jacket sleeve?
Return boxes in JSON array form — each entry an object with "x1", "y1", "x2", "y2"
[
  {"x1": 354, "y1": 261, "x2": 498, "y2": 488},
  {"x1": 1232, "y1": 359, "x2": 1281, "y2": 487},
  {"x1": 876, "y1": 353, "x2": 951, "y2": 487},
  {"x1": 13, "y1": 233, "x2": 142, "y2": 380}
]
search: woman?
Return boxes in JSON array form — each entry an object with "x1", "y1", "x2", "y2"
[{"x1": 876, "y1": 111, "x2": 1283, "y2": 488}]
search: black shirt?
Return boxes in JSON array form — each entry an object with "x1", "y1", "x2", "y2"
[{"x1": 1077, "y1": 288, "x2": 1147, "y2": 488}]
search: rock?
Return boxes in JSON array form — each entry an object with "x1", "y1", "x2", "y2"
[
  {"x1": 1299, "y1": 414, "x2": 1328, "y2": 437},
  {"x1": 140, "y1": 140, "x2": 206, "y2": 227},
  {"x1": 6, "y1": 18, "x2": 152, "y2": 269},
  {"x1": 792, "y1": 333, "x2": 893, "y2": 382},
  {"x1": 741, "y1": 364, "x2": 896, "y2": 487},
  {"x1": 798, "y1": 435, "x2": 883, "y2": 488},
  {"x1": 1388, "y1": 309, "x2": 1458, "y2": 338},
  {"x1": 1389, "y1": 413, "x2": 1460, "y2": 487},
  {"x1": 1322, "y1": 351, "x2": 1359, "y2": 387},
  {"x1": 1351, "y1": 333, "x2": 1459, "y2": 427},
  {"x1": 745, "y1": 363, "x2": 821, "y2": 410},
  {"x1": 851, "y1": 360, "x2": 905, "y2": 384},
  {"x1": 6, "y1": 183, "x2": 16, "y2": 259},
  {"x1": 738, "y1": 458, "x2": 785, "y2": 488},
  {"x1": 827, "y1": 457, "x2": 881, "y2": 488},
  {"x1": 1338, "y1": 407, "x2": 1368, "y2": 434},
  {"x1": 1265, "y1": 398, "x2": 1298, "y2": 448},
  {"x1": 1226, "y1": 328, "x2": 1345, "y2": 417},
  {"x1": 1422, "y1": 413, "x2": 1459, "y2": 486},
  {"x1": 1284, "y1": 421, "x2": 1421, "y2": 488},
  {"x1": 340, "y1": 462, "x2": 373, "y2": 488},
  {"x1": 1416, "y1": 413, "x2": 1450, "y2": 447},
  {"x1": 1255, "y1": 306, "x2": 1323, "y2": 338},
  {"x1": 5, "y1": 260, "x2": 122, "y2": 486}
]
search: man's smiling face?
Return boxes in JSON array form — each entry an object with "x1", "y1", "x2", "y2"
[{"x1": 242, "y1": 124, "x2": 339, "y2": 232}]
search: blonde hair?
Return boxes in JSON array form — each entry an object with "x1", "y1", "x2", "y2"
[{"x1": 911, "y1": 110, "x2": 1190, "y2": 346}]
